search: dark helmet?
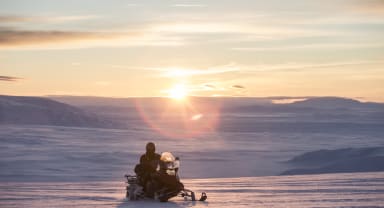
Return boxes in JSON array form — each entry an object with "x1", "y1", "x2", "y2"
[{"x1": 146, "y1": 142, "x2": 156, "y2": 154}]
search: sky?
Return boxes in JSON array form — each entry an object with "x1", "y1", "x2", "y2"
[{"x1": 0, "y1": 0, "x2": 383, "y2": 102}]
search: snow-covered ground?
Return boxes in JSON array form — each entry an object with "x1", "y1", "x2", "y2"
[
  {"x1": 1, "y1": 125, "x2": 383, "y2": 181},
  {"x1": 1, "y1": 104, "x2": 383, "y2": 207},
  {"x1": 1, "y1": 172, "x2": 383, "y2": 208}
]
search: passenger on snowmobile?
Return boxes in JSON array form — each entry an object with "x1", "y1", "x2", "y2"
[
  {"x1": 126, "y1": 151, "x2": 207, "y2": 202},
  {"x1": 134, "y1": 142, "x2": 160, "y2": 196},
  {"x1": 152, "y1": 152, "x2": 184, "y2": 199}
]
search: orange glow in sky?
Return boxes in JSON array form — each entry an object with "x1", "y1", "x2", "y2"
[{"x1": 0, "y1": 1, "x2": 384, "y2": 102}]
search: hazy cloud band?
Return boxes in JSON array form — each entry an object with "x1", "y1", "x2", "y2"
[
  {"x1": 0, "y1": 76, "x2": 21, "y2": 82},
  {"x1": 0, "y1": 28, "x2": 118, "y2": 47}
]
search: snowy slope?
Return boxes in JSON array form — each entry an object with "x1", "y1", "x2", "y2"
[
  {"x1": 282, "y1": 147, "x2": 384, "y2": 175},
  {"x1": 0, "y1": 95, "x2": 115, "y2": 128},
  {"x1": 1, "y1": 172, "x2": 383, "y2": 208}
]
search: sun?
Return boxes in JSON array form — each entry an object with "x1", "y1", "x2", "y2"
[{"x1": 168, "y1": 84, "x2": 188, "y2": 100}]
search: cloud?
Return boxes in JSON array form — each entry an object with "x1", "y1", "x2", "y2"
[
  {"x1": 0, "y1": 15, "x2": 31, "y2": 23},
  {"x1": 203, "y1": 84, "x2": 216, "y2": 89},
  {"x1": 231, "y1": 43, "x2": 384, "y2": 52},
  {"x1": 0, "y1": 27, "x2": 161, "y2": 49},
  {"x1": 124, "y1": 3, "x2": 141, "y2": 7},
  {"x1": 153, "y1": 22, "x2": 318, "y2": 37},
  {"x1": 232, "y1": 85, "x2": 245, "y2": 89},
  {"x1": 0, "y1": 28, "x2": 115, "y2": 48},
  {"x1": 2, "y1": 5, "x2": 381, "y2": 51},
  {"x1": 163, "y1": 67, "x2": 236, "y2": 77},
  {"x1": 0, "y1": 15, "x2": 98, "y2": 24},
  {"x1": 351, "y1": 0, "x2": 384, "y2": 15},
  {"x1": 162, "y1": 63, "x2": 240, "y2": 78},
  {"x1": 0, "y1": 76, "x2": 21, "y2": 82},
  {"x1": 237, "y1": 61, "x2": 384, "y2": 73},
  {"x1": 0, "y1": 27, "x2": 186, "y2": 49},
  {"x1": 0, "y1": 14, "x2": 191, "y2": 49},
  {"x1": 171, "y1": 4, "x2": 206, "y2": 7}
]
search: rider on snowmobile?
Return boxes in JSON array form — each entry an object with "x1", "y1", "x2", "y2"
[
  {"x1": 128, "y1": 144, "x2": 205, "y2": 202},
  {"x1": 135, "y1": 142, "x2": 161, "y2": 197}
]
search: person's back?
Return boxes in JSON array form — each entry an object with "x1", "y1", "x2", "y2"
[
  {"x1": 140, "y1": 146, "x2": 161, "y2": 174},
  {"x1": 135, "y1": 142, "x2": 160, "y2": 197}
]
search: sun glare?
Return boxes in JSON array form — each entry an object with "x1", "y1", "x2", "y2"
[
  {"x1": 191, "y1": 114, "x2": 203, "y2": 121},
  {"x1": 168, "y1": 84, "x2": 188, "y2": 100}
]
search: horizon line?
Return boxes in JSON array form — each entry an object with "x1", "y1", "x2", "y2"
[{"x1": 1, "y1": 94, "x2": 382, "y2": 103}]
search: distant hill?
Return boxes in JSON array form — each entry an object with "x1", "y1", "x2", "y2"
[
  {"x1": 213, "y1": 97, "x2": 384, "y2": 115},
  {"x1": 281, "y1": 147, "x2": 384, "y2": 175},
  {"x1": 288, "y1": 97, "x2": 384, "y2": 110},
  {"x1": 0, "y1": 95, "x2": 117, "y2": 128}
]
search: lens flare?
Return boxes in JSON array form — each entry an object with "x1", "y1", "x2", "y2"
[
  {"x1": 191, "y1": 113, "x2": 203, "y2": 121},
  {"x1": 134, "y1": 98, "x2": 220, "y2": 139},
  {"x1": 168, "y1": 84, "x2": 188, "y2": 100}
]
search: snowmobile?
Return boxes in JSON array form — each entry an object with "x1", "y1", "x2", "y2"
[{"x1": 125, "y1": 152, "x2": 207, "y2": 202}]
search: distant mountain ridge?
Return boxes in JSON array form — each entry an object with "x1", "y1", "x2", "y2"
[
  {"x1": 288, "y1": 97, "x2": 384, "y2": 109},
  {"x1": 49, "y1": 95, "x2": 384, "y2": 109},
  {"x1": 51, "y1": 96, "x2": 384, "y2": 129},
  {"x1": 0, "y1": 95, "x2": 116, "y2": 128},
  {"x1": 2, "y1": 95, "x2": 383, "y2": 129}
]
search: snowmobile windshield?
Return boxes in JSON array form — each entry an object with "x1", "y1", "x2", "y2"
[
  {"x1": 160, "y1": 152, "x2": 177, "y2": 175},
  {"x1": 160, "y1": 152, "x2": 175, "y2": 163}
]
